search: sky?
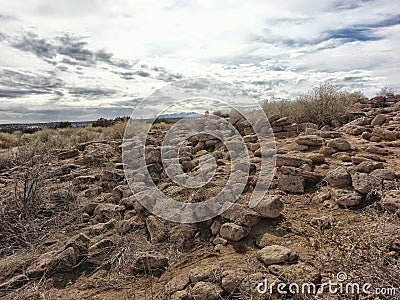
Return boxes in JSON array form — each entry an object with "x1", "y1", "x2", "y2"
[{"x1": 0, "y1": 0, "x2": 399, "y2": 123}]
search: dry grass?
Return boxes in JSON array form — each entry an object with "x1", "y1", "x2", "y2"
[{"x1": 263, "y1": 83, "x2": 367, "y2": 127}]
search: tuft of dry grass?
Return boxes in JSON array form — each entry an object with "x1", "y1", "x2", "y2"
[{"x1": 263, "y1": 83, "x2": 367, "y2": 127}]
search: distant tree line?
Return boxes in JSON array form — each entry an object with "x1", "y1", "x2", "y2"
[{"x1": 92, "y1": 117, "x2": 129, "y2": 128}]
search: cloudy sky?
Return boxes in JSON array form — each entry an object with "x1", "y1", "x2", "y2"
[{"x1": 0, "y1": 0, "x2": 399, "y2": 123}]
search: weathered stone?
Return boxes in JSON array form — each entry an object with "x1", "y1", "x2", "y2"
[
  {"x1": 257, "y1": 245, "x2": 297, "y2": 266},
  {"x1": 373, "y1": 127, "x2": 397, "y2": 141},
  {"x1": 295, "y1": 135, "x2": 324, "y2": 146},
  {"x1": 319, "y1": 146, "x2": 337, "y2": 156},
  {"x1": 191, "y1": 282, "x2": 223, "y2": 300},
  {"x1": 272, "y1": 117, "x2": 294, "y2": 127},
  {"x1": 221, "y1": 269, "x2": 247, "y2": 293},
  {"x1": 327, "y1": 138, "x2": 351, "y2": 151},
  {"x1": 280, "y1": 166, "x2": 323, "y2": 183},
  {"x1": 165, "y1": 273, "x2": 190, "y2": 294},
  {"x1": 331, "y1": 188, "x2": 363, "y2": 207},
  {"x1": 278, "y1": 174, "x2": 305, "y2": 193},
  {"x1": 146, "y1": 215, "x2": 167, "y2": 243},
  {"x1": 221, "y1": 203, "x2": 261, "y2": 227},
  {"x1": 276, "y1": 155, "x2": 313, "y2": 167},
  {"x1": 370, "y1": 169, "x2": 396, "y2": 181},
  {"x1": 252, "y1": 195, "x2": 284, "y2": 219},
  {"x1": 325, "y1": 167, "x2": 351, "y2": 187},
  {"x1": 189, "y1": 266, "x2": 219, "y2": 284},
  {"x1": 354, "y1": 161, "x2": 384, "y2": 173},
  {"x1": 371, "y1": 114, "x2": 387, "y2": 126},
  {"x1": 366, "y1": 145, "x2": 389, "y2": 156},
  {"x1": 93, "y1": 203, "x2": 125, "y2": 222},
  {"x1": 219, "y1": 223, "x2": 250, "y2": 241},
  {"x1": 381, "y1": 190, "x2": 400, "y2": 213},
  {"x1": 133, "y1": 253, "x2": 168, "y2": 272},
  {"x1": 351, "y1": 172, "x2": 382, "y2": 194}
]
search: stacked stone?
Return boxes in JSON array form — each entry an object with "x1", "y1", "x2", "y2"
[
  {"x1": 342, "y1": 93, "x2": 400, "y2": 141},
  {"x1": 269, "y1": 115, "x2": 299, "y2": 139}
]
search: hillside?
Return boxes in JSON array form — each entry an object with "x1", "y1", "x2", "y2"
[{"x1": 0, "y1": 94, "x2": 399, "y2": 300}]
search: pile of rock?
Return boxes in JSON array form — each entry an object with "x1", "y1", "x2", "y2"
[{"x1": 342, "y1": 93, "x2": 400, "y2": 142}]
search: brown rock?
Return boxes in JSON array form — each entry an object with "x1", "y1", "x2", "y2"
[
  {"x1": 295, "y1": 135, "x2": 324, "y2": 146},
  {"x1": 257, "y1": 245, "x2": 297, "y2": 266},
  {"x1": 327, "y1": 138, "x2": 351, "y2": 151},
  {"x1": 190, "y1": 282, "x2": 223, "y2": 300},
  {"x1": 325, "y1": 167, "x2": 351, "y2": 187},
  {"x1": 221, "y1": 203, "x2": 261, "y2": 227},
  {"x1": 219, "y1": 223, "x2": 250, "y2": 241},
  {"x1": 278, "y1": 174, "x2": 305, "y2": 193},
  {"x1": 252, "y1": 195, "x2": 284, "y2": 219}
]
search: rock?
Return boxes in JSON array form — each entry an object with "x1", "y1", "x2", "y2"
[
  {"x1": 361, "y1": 131, "x2": 373, "y2": 140},
  {"x1": 26, "y1": 251, "x2": 57, "y2": 278},
  {"x1": 354, "y1": 161, "x2": 384, "y2": 173},
  {"x1": 278, "y1": 174, "x2": 305, "y2": 193},
  {"x1": 74, "y1": 175, "x2": 96, "y2": 184},
  {"x1": 325, "y1": 167, "x2": 352, "y2": 187},
  {"x1": 189, "y1": 266, "x2": 219, "y2": 284},
  {"x1": 190, "y1": 282, "x2": 223, "y2": 300},
  {"x1": 133, "y1": 253, "x2": 169, "y2": 272},
  {"x1": 88, "y1": 238, "x2": 116, "y2": 262},
  {"x1": 373, "y1": 127, "x2": 397, "y2": 141},
  {"x1": 276, "y1": 155, "x2": 313, "y2": 167},
  {"x1": 295, "y1": 135, "x2": 324, "y2": 146},
  {"x1": 343, "y1": 125, "x2": 365, "y2": 135},
  {"x1": 88, "y1": 219, "x2": 116, "y2": 235},
  {"x1": 351, "y1": 172, "x2": 382, "y2": 194},
  {"x1": 319, "y1": 131, "x2": 342, "y2": 138},
  {"x1": 366, "y1": 145, "x2": 389, "y2": 156},
  {"x1": 93, "y1": 204, "x2": 125, "y2": 222},
  {"x1": 327, "y1": 138, "x2": 351, "y2": 151},
  {"x1": 370, "y1": 169, "x2": 396, "y2": 181},
  {"x1": 165, "y1": 273, "x2": 190, "y2": 294},
  {"x1": 219, "y1": 223, "x2": 250, "y2": 241},
  {"x1": 100, "y1": 170, "x2": 124, "y2": 182},
  {"x1": 381, "y1": 190, "x2": 400, "y2": 214},
  {"x1": 257, "y1": 245, "x2": 297, "y2": 266},
  {"x1": 221, "y1": 203, "x2": 261, "y2": 227},
  {"x1": 371, "y1": 114, "x2": 387, "y2": 126},
  {"x1": 306, "y1": 153, "x2": 325, "y2": 164},
  {"x1": 171, "y1": 290, "x2": 190, "y2": 300},
  {"x1": 280, "y1": 166, "x2": 323, "y2": 183},
  {"x1": 272, "y1": 117, "x2": 294, "y2": 127},
  {"x1": 319, "y1": 146, "x2": 337, "y2": 156},
  {"x1": 332, "y1": 152, "x2": 352, "y2": 162},
  {"x1": 146, "y1": 216, "x2": 167, "y2": 243},
  {"x1": 48, "y1": 247, "x2": 78, "y2": 273},
  {"x1": 252, "y1": 195, "x2": 284, "y2": 218},
  {"x1": 331, "y1": 188, "x2": 363, "y2": 207},
  {"x1": 221, "y1": 269, "x2": 247, "y2": 293},
  {"x1": 58, "y1": 149, "x2": 80, "y2": 160}
]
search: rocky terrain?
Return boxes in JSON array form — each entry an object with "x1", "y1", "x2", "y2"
[{"x1": 0, "y1": 94, "x2": 399, "y2": 299}]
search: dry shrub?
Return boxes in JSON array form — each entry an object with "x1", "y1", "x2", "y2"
[{"x1": 263, "y1": 83, "x2": 367, "y2": 127}]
